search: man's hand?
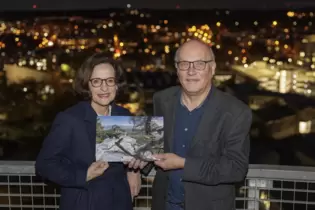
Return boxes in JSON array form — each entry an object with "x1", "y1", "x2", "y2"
[
  {"x1": 86, "y1": 161, "x2": 109, "y2": 182},
  {"x1": 127, "y1": 171, "x2": 142, "y2": 199},
  {"x1": 153, "y1": 153, "x2": 185, "y2": 170},
  {"x1": 125, "y1": 158, "x2": 148, "y2": 170}
]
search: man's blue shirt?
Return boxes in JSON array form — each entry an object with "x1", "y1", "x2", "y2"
[{"x1": 166, "y1": 90, "x2": 212, "y2": 210}]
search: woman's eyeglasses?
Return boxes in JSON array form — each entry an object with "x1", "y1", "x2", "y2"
[{"x1": 89, "y1": 77, "x2": 116, "y2": 87}]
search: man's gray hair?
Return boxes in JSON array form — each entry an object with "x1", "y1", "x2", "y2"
[{"x1": 174, "y1": 39, "x2": 215, "y2": 62}]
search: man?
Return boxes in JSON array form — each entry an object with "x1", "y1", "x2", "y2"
[{"x1": 150, "y1": 39, "x2": 252, "y2": 210}]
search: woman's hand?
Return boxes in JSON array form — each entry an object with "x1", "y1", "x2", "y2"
[
  {"x1": 86, "y1": 161, "x2": 109, "y2": 181},
  {"x1": 127, "y1": 171, "x2": 141, "y2": 199}
]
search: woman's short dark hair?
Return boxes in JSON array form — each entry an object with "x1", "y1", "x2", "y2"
[{"x1": 74, "y1": 53, "x2": 124, "y2": 99}]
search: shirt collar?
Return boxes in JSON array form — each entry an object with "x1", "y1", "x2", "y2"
[
  {"x1": 179, "y1": 86, "x2": 212, "y2": 110},
  {"x1": 97, "y1": 105, "x2": 112, "y2": 116}
]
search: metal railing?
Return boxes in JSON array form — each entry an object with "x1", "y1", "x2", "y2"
[{"x1": 0, "y1": 162, "x2": 315, "y2": 210}]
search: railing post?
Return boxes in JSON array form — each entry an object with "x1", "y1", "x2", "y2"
[
  {"x1": 247, "y1": 179, "x2": 272, "y2": 210},
  {"x1": 248, "y1": 178, "x2": 259, "y2": 210}
]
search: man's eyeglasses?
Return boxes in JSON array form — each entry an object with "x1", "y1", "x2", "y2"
[
  {"x1": 175, "y1": 60, "x2": 213, "y2": 71},
  {"x1": 89, "y1": 77, "x2": 116, "y2": 87}
]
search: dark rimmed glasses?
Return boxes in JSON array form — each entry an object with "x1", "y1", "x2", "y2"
[
  {"x1": 89, "y1": 77, "x2": 116, "y2": 87},
  {"x1": 175, "y1": 60, "x2": 213, "y2": 71}
]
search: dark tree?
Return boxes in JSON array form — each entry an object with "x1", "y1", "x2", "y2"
[{"x1": 96, "y1": 117, "x2": 106, "y2": 143}]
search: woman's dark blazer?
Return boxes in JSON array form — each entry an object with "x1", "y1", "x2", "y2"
[{"x1": 35, "y1": 101, "x2": 133, "y2": 210}]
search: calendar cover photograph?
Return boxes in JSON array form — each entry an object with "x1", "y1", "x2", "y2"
[{"x1": 95, "y1": 116, "x2": 164, "y2": 162}]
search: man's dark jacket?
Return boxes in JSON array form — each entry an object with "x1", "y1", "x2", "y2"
[{"x1": 147, "y1": 86, "x2": 252, "y2": 210}]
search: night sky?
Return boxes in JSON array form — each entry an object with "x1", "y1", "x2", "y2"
[{"x1": 1, "y1": 0, "x2": 315, "y2": 10}]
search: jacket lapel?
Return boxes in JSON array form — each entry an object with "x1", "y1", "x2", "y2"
[
  {"x1": 190, "y1": 87, "x2": 221, "y2": 148},
  {"x1": 83, "y1": 102, "x2": 97, "y2": 161},
  {"x1": 111, "y1": 104, "x2": 124, "y2": 116},
  {"x1": 163, "y1": 89, "x2": 180, "y2": 152}
]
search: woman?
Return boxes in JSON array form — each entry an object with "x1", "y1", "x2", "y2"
[{"x1": 35, "y1": 53, "x2": 141, "y2": 210}]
